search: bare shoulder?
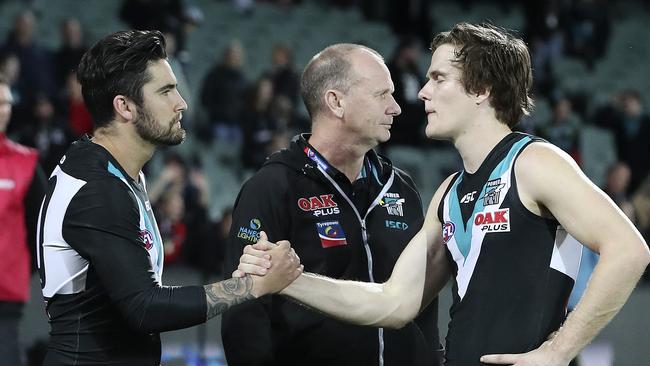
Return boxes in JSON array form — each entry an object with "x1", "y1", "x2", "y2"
[
  {"x1": 516, "y1": 141, "x2": 585, "y2": 194},
  {"x1": 517, "y1": 141, "x2": 579, "y2": 172}
]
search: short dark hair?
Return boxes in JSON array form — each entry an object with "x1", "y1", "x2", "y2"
[
  {"x1": 300, "y1": 44, "x2": 382, "y2": 119},
  {"x1": 431, "y1": 23, "x2": 534, "y2": 127},
  {"x1": 76, "y1": 30, "x2": 167, "y2": 128},
  {"x1": 0, "y1": 73, "x2": 8, "y2": 86}
]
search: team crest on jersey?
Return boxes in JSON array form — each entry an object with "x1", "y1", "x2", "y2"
[
  {"x1": 315, "y1": 220, "x2": 347, "y2": 248},
  {"x1": 380, "y1": 193, "x2": 405, "y2": 217},
  {"x1": 442, "y1": 221, "x2": 455, "y2": 243},
  {"x1": 482, "y1": 178, "x2": 506, "y2": 206},
  {"x1": 474, "y1": 208, "x2": 510, "y2": 233},
  {"x1": 298, "y1": 194, "x2": 340, "y2": 217},
  {"x1": 139, "y1": 229, "x2": 154, "y2": 250}
]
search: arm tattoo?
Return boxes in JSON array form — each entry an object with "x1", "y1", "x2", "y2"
[{"x1": 204, "y1": 275, "x2": 255, "y2": 320}]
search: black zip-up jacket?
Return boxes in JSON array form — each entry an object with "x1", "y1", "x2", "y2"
[{"x1": 222, "y1": 135, "x2": 442, "y2": 366}]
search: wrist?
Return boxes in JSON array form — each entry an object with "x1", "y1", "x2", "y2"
[
  {"x1": 249, "y1": 275, "x2": 267, "y2": 298},
  {"x1": 546, "y1": 337, "x2": 576, "y2": 365}
]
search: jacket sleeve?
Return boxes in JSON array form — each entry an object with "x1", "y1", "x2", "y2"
[
  {"x1": 221, "y1": 166, "x2": 290, "y2": 365},
  {"x1": 62, "y1": 178, "x2": 207, "y2": 333}
]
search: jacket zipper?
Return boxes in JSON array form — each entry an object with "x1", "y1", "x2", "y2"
[{"x1": 316, "y1": 166, "x2": 395, "y2": 366}]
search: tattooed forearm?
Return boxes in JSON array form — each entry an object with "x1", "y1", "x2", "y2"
[{"x1": 204, "y1": 275, "x2": 255, "y2": 320}]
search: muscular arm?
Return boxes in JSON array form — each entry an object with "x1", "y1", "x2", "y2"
[
  {"x1": 64, "y1": 180, "x2": 298, "y2": 334},
  {"x1": 506, "y1": 143, "x2": 650, "y2": 363},
  {"x1": 280, "y1": 175, "x2": 454, "y2": 328}
]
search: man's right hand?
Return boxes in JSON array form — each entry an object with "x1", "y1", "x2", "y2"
[{"x1": 243, "y1": 232, "x2": 303, "y2": 297}]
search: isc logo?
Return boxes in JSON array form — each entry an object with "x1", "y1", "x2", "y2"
[{"x1": 474, "y1": 208, "x2": 510, "y2": 233}]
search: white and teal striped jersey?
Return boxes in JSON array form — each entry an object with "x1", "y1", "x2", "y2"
[{"x1": 438, "y1": 133, "x2": 582, "y2": 366}]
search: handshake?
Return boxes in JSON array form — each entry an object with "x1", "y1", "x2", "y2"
[{"x1": 232, "y1": 231, "x2": 303, "y2": 297}]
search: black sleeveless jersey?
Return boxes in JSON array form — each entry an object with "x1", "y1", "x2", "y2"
[{"x1": 437, "y1": 133, "x2": 582, "y2": 365}]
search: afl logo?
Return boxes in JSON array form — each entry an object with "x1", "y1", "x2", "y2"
[
  {"x1": 250, "y1": 218, "x2": 261, "y2": 230},
  {"x1": 139, "y1": 229, "x2": 154, "y2": 250},
  {"x1": 442, "y1": 221, "x2": 455, "y2": 243}
]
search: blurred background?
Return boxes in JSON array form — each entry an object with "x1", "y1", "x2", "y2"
[{"x1": 0, "y1": 0, "x2": 648, "y2": 365}]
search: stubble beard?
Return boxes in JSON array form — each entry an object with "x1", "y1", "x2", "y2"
[{"x1": 134, "y1": 106, "x2": 186, "y2": 146}]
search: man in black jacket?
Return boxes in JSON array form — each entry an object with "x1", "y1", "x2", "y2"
[{"x1": 222, "y1": 43, "x2": 441, "y2": 366}]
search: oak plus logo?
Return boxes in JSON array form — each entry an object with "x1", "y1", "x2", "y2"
[
  {"x1": 474, "y1": 208, "x2": 510, "y2": 233},
  {"x1": 298, "y1": 194, "x2": 340, "y2": 217}
]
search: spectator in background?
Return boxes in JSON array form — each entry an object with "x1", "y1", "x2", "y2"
[
  {"x1": 148, "y1": 153, "x2": 212, "y2": 266},
  {"x1": 386, "y1": 37, "x2": 426, "y2": 147},
  {"x1": 240, "y1": 76, "x2": 276, "y2": 169},
  {"x1": 565, "y1": 0, "x2": 611, "y2": 70},
  {"x1": 120, "y1": 0, "x2": 202, "y2": 64},
  {"x1": 386, "y1": 0, "x2": 433, "y2": 49},
  {"x1": 595, "y1": 90, "x2": 650, "y2": 194},
  {"x1": 538, "y1": 96, "x2": 582, "y2": 163},
  {"x1": 522, "y1": 1, "x2": 566, "y2": 99},
  {"x1": 267, "y1": 43, "x2": 300, "y2": 106},
  {"x1": 604, "y1": 161, "x2": 636, "y2": 221},
  {"x1": 200, "y1": 40, "x2": 248, "y2": 143},
  {"x1": 0, "y1": 10, "x2": 55, "y2": 122},
  {"x1": 155, "y1": 190, "x2": 187, "y2": 265},
  {"x1": 0, "y1": 74, "x2": 45, "y2": 366},
  {"x1": 616, "y1": 91, "x2": 650, "y2": 194},
  {"x1": 0, "y1": 54, "x2": 21, "y2": 136},
  {"x1": 19, "y1": 94, "x2": 72, "y2": 175},
  {"x1": 0, "y1": 53, "x2": 20, "y2": 97},
  {"x1": 58, "y1": 71, "x2": 93, "y2": 137},
  {"x1": 187, "y1": 206, "x2": 232, "y2": 278},
  {"x1": 53, "y1": 18, "x2": 87, "y2": 90},
  {"x1": 268, "y1": 94, "x2": 299, "y2": 143}
]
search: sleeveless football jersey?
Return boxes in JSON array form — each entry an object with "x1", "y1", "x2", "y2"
[{"x1": 438, "y1": 133, "x2": 582, "y2": 365}]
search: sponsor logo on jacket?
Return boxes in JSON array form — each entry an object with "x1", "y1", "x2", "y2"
[
  {"x1": 315, "y1": 220, "x2": 347, "y2": 248},
  {"x1": 298, "y1": 194, "x2": 340, "y2": 217},
  {"x1": 474, "y1": 208, "x2": 510, "y2": 233},
  {"x1": 385, "y1": 220, "x2": 409, "y2": 230},
  {"x1": 238, "y1": 218, "x2": 262, "y2": 243}
]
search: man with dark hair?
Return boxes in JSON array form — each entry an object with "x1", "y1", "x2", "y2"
[
  {"x1": 237, "y1": 23, "x2": 650, "y2": 366},
  {"x1": 222, "y1": 43, "x2": 442, "y2": 366},
  {"x1": 36, "y1": 30, "x2": 302, "y2": 366}
]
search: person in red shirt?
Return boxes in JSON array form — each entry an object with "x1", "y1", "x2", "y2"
[{"x1": 0, "y1": 73, "x2": 45, "y2": 365}]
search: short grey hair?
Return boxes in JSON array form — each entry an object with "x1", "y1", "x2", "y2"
[{"x1": 300, "y1": 43, "x2": 383, "y2": 119}]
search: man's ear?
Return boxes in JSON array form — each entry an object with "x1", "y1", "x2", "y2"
[
  {"x1": 325, "y1": 89, "x2": 345, "y2": 119},
  {"x1": 113, "y1": 95, "x2": 136, "y2": 122},
  {"x1": 474, "y1": 87, "x2": 491, "y2": 106}
]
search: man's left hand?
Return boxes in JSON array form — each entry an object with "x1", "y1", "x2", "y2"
[{"x1": 480, "y1": 341, "x2": 571, "y2": 366}]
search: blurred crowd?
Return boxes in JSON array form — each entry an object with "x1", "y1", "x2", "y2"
[{"x1": 0, "y1": 0, "x2": 649, "y2": 280}]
